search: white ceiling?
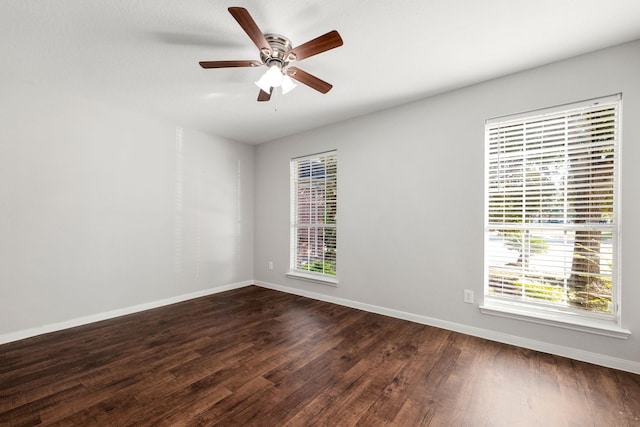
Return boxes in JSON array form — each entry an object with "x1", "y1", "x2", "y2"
[{"x1": 2, "y1": 1, "x2": 640, "y2": 144}]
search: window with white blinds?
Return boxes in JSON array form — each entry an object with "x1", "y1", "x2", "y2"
[
  {"x1": 290, "y1": 151, "x2": 337, "y2": 280},
  {"x1": 484, "y1": 95, "x2": 620, "y2": 320}
]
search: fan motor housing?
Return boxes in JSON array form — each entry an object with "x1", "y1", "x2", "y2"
[{"x1": 261, "y1": 33, "x2": 293, "y2": 67}]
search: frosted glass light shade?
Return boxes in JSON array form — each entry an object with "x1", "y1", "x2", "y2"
[
  {"x1": 265, "y1": 65, "x2": 283, "y2": 87},
  {"x1": 255, "y1": 74, "x2": 271, "y2": 93},
  {"x1": 281, "y1": 74, "x2": 297, "y2": 95}
]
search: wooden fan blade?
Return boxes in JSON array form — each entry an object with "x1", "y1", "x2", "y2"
[
  {"x1": 257, "y1": 87, "x2": 273, "y2": 102},
  {"x1": 285, "y1": 30, "x2": 343, "y2": 61},
  {"x1": 228, "y1": 7, "x2": 272, "y2": 55},
  {"x1": 199, "y1": 60, "x2": 260, "y2": 69},
  {"x1": 287, "y1": 67, "x2": 332, "y2": 94}
]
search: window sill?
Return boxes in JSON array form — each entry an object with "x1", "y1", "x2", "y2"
[
  {"x1": 286, "y1": 271, "x2": 338, "y2": 287},
  {"x1": 479, "y1": 301, "x2": 631, "y2": 339}
]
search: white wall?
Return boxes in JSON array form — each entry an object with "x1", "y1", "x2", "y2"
[
  {"x1": 0, "y1": 78, "x2": 254, "y2": 338},
  {"x1": 254, "y1": 40, "x2": 640, "y2": 370}
]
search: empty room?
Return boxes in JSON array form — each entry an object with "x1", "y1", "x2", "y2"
[{"x1": 1, "y1": 1, "x2": 640, "y2": 425}]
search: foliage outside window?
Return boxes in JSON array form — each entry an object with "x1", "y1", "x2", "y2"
[
  {"x1": 484, "y1": 95, "x2": 620, "y2": 320},
  {"x1": 290, "y1": 151, "x2": 337, "y2": 278}
]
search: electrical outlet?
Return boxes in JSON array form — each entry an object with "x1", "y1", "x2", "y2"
[
  {"x1": 464, "y1": 290, "x2": 474, "y2": 304},
  {"x1": 268, "y1": 261, "x2": 273, "y2": 270}
]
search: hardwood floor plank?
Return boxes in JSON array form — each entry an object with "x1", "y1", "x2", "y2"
[
  {"x1": 130, "y1": 381, "x2": 233, "y2": 426},
  {"x1": 1, "y1": 285, "x2": 639, "y2": 426}
]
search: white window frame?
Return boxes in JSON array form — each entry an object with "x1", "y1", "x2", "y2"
[
  {"x1": 287, "y1": 151, "x2": 338, "y2": 286},
  {"x1": 480, "y1": 94, "x2": 630, "y2": 339}
]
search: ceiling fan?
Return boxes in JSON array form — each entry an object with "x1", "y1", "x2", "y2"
[{"x1": 199, "y1": 7, "x2": 343, "y2": 102}]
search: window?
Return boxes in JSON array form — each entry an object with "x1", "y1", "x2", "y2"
[
  {"x1": 289, "y1": 151, "x2": 337, "y2": 284},
  {"x1": 482, "y1": 95, "x2": 627, "y2": 337}
]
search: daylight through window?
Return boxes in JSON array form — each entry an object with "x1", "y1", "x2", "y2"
[
  {"x1": 290, "y1": 151, "x2": 337, "y2": 280},
  {"x1": 484, "y1": 95, "x2": 620, "y2": 320}
]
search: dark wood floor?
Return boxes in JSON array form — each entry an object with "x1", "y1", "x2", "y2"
[{"x1": 1, "y1": 286, "x2": 639, "y2": 426}]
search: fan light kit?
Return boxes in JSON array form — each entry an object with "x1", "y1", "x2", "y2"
[
  {"x1": 255, "y1": 66, "x2": 297, "y2": 94},
  {"x1": 199, "y1": 7, "x2": 343, "y2": 102},
  {"x1": 254, "y1": 34, "x2": 297, "y2": 94}
]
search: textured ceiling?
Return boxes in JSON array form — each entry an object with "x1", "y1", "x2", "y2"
[{"x1": 2, "y1": 0, "x2": 640, "y2": 144}]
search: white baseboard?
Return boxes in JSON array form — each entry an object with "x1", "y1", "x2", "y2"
[
  {"x1": 0, "y1": 280, "x2": 252, "y2": 345},
  {"x1": 254, "y1": 280, "x2": 640, "y2": 375}
]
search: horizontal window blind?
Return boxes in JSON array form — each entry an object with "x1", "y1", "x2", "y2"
[
  {"x1": 291, "y1": 151, "x2": 337, "y2": 277},
  {"x1": 485, "y1": 95, "x2": 620, "y2": 316}
]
